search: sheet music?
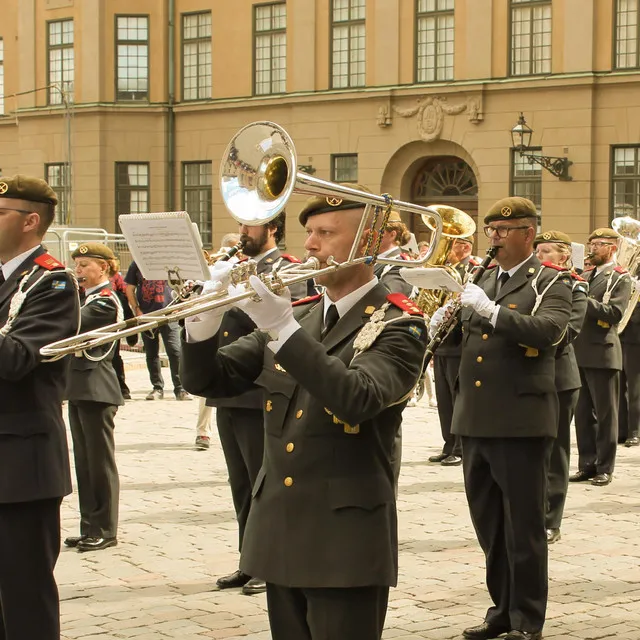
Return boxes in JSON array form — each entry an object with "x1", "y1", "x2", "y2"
[
  {"x1": 119, "y1": 211, "x2": 209, "y2": 281},
  {"x1": 399, "y1": 267, "x2": 464, "y2": 293},
  {"x1": 571, "y1": 242, "x2": 585, "y2": 271}
]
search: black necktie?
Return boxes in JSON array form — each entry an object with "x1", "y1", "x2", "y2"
[
  {"x1": 588, "y1": 268, "x2": 597, "y2": 283},
  {"x1": 0, "y1": 270, "x2": 5, "y2": 286},
  {"x1": 322, "y1": 304, "x2": 339, "y2": 339},
  {"x1": 496, "y1": 272, "x2": 510, "y2": 296}
]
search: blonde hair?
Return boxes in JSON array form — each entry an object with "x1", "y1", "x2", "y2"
[{"x1": 386, "y1": 221, "x2": 411, "y2": 246}]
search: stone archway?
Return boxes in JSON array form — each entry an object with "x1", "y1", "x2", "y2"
[
  {"x1": 411, "y1": 156, "x2": 478, "y2": 244},
  {"x1": 379, "y1": 140, "x2": 480, "y2": 246}
]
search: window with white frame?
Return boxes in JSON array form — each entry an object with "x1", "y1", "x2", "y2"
[
  {"x1": 615, "y1": 0, "x2": 640, "y2": 69},
  {"x1": 183, "y1": 162, "x2": 212, "y2": 247},
  {"x1": 183, "y1": 12, "x2": 212, "y2": 101},
  {"x1": 115, "y1": 163, "x2": 149, "y2": 229},
  {"x1": 416, "y1": 0, "x2": 454, "y2": 83},
  {"x1": 0, "y1": 38, "x2": 4, "y2": 115},
  {"x1": 510, "y1": 0, "x2": 551, "y2": 76},
  {"x1": 116, "y1": 16, "x2": 149, "y2": 101},
  {"x1": 612, "y1": 146, "x2": 640, "y2": 219},
  {"x1": 254, "y1": 3, "x2": 287, "y2": 95},
  {"x1": 331, "y1": 0, "x2": 365, "y2": 89},
  {"x1": 45, "y1": 163, "x2": 71, "y2": 225},
  {"x1": 331, "y1": 154, "x2": 358, "y2": 183},
  {"x1": 511, "y1": 149, "x2": 542, "y2": 226},
  {"x1": 48, "y1": 20, "x2": 74, "y2": 104}
]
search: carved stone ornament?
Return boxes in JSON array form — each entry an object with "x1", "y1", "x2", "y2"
[{"x1": 393, "y1": 95, "x2": 483, "y2": 142}]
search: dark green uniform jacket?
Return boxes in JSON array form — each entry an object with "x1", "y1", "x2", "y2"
[
  {"x1": 451, "y1": 255, "x2": 572, "y2": 438},
  {"x1": 181, "y1": 282, "x2": 427, "y2": 588}
]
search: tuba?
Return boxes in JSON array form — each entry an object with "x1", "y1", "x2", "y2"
[
  {"x1": 413, "y1": 205, "x2": 477, "y2": 317},
  {"x1": 613, "y1": 216, "x2": 640, "y2": 334}
]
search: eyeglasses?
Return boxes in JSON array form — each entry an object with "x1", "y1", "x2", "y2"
[
  {"x1": 483, "y1": 225, "x2": 530, "y2": 239},
  {"x1": 0, "y1": 207, "x2": 35, "y2": 215},
  {"x1": 587, "y1": 241, "x2": 615, "y2": 249}
]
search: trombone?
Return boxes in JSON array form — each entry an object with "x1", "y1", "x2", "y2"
[{"x1": 40, "y1": 121, "x2": 445, "y2": 360}]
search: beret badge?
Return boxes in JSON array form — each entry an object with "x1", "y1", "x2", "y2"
[
  {"x1": 79, "y1": 245, "x2": 89, "y2": 254},
  {"x1": 501, "y1": 206, "x2": 512, "y2": 217},
  {"x1": 542, "y1": 232, "x2": 551, "y2": 240},
  {"x1": 0, "y1": 182, "x2": 8, "y2": 195},
  {"x1": 326, "y1": 196, "x2": 343, "y2": 207}
]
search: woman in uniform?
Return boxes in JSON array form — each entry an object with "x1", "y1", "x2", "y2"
[{"x1": 64, "y1": 243, "x2": 124, "y2": 552}]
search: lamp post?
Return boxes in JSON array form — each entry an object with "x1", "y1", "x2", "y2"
[{"x1": 511, "y1": 113, "x2": 572, "y2": 181}]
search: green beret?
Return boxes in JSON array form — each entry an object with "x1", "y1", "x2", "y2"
[
  {"x1": 0, "y1": 174, "x2": 58, "y2": 207},
  {"x1": 588, "y1": 227, "x2": 620, "y2": 242},
  {"x1": 71, "y1": 242, "x2": 116, "y2": 261},
  {"x1": 483, "y1": 197, "x2": 538, "y2": 224},
  {"x1": 533, "y1": 230, "x2": 572, "y2": 248},
  {"x1": 298, "y1": 183, "x2": 372, "y2": 226}
]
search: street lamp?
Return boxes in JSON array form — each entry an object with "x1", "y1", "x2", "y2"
[{"x1": 510, "y1": 113, "x2": 572, "y2": 181}]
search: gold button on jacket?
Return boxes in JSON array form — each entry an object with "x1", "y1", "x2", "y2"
[
  {"x1": 286, "y1": 442, "x2": 295, "y2": 453},
  {"x1": 284, "y1": 476, "x2": 293, "y2": 487}
]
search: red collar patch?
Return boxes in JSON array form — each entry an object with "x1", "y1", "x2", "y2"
[
  {"x1": 99, "y1": 288, "x2": 113, "y2": 297},
  {"x1": 34, "y1": 253, "x2": 64, "y2": 271},
  {"x1": 280, "y1": 253, "x2": 301, "y2": 264},
  {"x1": 570, "y1": 271, "x2": 586, "y2": 282},
  {"x1": 386, "y1": 292, "x2": 423, "y2": 316},
  {"x1": 541, "y1": 261, "x2": 568, "y2": 272},
  {"x1": 614, "y1": 266, "x2": 628, "y2": 274},
  {"x1": 292, "y1": 294, "x2": 322, "y2": 307}
]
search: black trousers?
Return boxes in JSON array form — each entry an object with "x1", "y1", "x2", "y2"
[
  {"x1": 619, "y1": 343, "x2": 640, "y2": 441},
  {"x1": 68, "y1": 401, "x2": 120, "y2": 539},
  {"x1": 461, "y1": 436, "x2": 551, "y2": 634},
  {"x1": 0, "y1": 498, "x2": 62, "y2": 640},
  {"x1": 546, "y1": 389, "x2": 578, "y2": 530},
  {"x1": 575, "y1": 368, "x2": 619, "y2": 475},
  {"x1": 266, "y1": 583, "x2": 389, "y2": 640},
  {"x1": 216, "y1": 406, "x2": 264, "y2": 553},
  {"x1": 434, "y1": 355, "x2": 462, "y2": 457}
]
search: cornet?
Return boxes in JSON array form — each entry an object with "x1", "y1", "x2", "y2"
[{"x1": 40, "y1": 121, "x2": 446, "y2": 360}]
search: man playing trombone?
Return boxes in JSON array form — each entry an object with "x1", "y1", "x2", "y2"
[{"x1": 180, "y1": 189, "x2": 428, "y2": 640}]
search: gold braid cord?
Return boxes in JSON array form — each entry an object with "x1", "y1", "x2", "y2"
[{"x1": 365, "y1": 194, "x2": 394, "y2": 266}]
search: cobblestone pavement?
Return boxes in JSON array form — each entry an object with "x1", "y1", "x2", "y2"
[{"x1": 58, "y1": 366, "x2": 640, "y2": 640}]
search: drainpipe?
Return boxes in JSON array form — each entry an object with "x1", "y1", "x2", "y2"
[{"x1": 167, "y1": 0, "x2": 176, "y2": 210}]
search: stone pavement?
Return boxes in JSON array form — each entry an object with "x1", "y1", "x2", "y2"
[{"x1": 58, "y1": 366, "x2": 640, "y2": 640}]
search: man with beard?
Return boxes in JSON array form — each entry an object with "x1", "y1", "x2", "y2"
[
  {"x1": 571, "y1": 228, "x2": 631, "y2": 486},
  {"x1": 448, "y1": 197, "x2": 572, "y2": 640},
  {"x1": 429, "y1": 236, "x2": 477, "y2": 467},
  {"x1": 192, "y1": 212, "x2": 305, "y2": 595},
  {"x1": 181, "y1": 189, "x2": 427, "y2": 639}
]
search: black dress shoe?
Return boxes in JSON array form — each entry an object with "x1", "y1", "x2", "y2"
[
  {"x1": 462, "y1": 621, "x2": 511, "y2": 639},
  {"x1": 591, "y1": 473, "x2": 612, "y2": 486},
  {"x1": 503, "y1": 631, "x2": 542, "y2": 640},
  {"x1": 64, "y1": 535, "x2": 88, "y2": 548},
  {"x1": 428, "y1": 453, "x2": 448, "y2": 463},
  {"x1": 441, "y1": 455, "x2": 462, "y2": 466},
  {"x1": 546, "y1": 528, "x2": 561, "y2": 544},
  {"x1": 569, "y1": 469, "x2": 595, "y2": 482},
  {"x1": 216, "y1": 569, "x2": 251, "y2": 589},
  {"x1": 625, "y1": 437, "x2": 640, "y2": 447},
  {"x1": 77, "y1": 537, "x2": 117, "y2": 552},
  {"x1": 242, "y1": 577, "x2": 266, "y2": 595}
]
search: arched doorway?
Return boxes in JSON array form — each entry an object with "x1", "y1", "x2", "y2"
[{"x1": 411, "y1": 156, "x2": 478, "y2": 244}]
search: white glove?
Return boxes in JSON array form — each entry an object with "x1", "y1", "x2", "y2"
[
  {"x1": 235, "y1": 275, "x2": 297, "y2": 340},
  {"x1": 201, "y1": 261, "x2": 234, "y2": 296},
  {"x1": 428, "y1": 306, "x2": 447, "y2": 339},
  {"x1": 460, "y1": 282, "x2": 497, "y2": 319}
]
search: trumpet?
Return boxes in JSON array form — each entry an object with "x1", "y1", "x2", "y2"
[{"x1": 40, "y1": 121, "x2": 446, "y2": 360}]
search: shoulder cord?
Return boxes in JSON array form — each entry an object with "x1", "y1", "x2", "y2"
[
  {"x1": 602, "y1": 270, "x2": 626, "y2": 304},
  {"x1": 80, "y1": 290, "x2": 124, "y2": 362},
  {"x1": 529, "y1": 268, "x2": 563, "y2": 317},
  {"x1": 0, "y1": 267, "x2": 80, "y2": 339}
]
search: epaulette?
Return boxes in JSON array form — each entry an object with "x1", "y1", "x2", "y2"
[
  {"x1": 542, "y1": 261, "x2": 568, "y2": 272},
  {"x1": 34, "y1": 253, "x2": 65, "y2": 270},
  {"x1": 386, "y1": 293, "x2": 423, "y2": 316},
  {"x1": 280, "y1": 253, "x2": 301, "y2": 264},
  {"x1": 570, "y1": 271, "x2": 586, "y2": 282},
  {"x1": 614, "y1": 266, "x2": 628, "y2": 274},
  {"x1": 292, "y1": 294, "x2": 322, "y2": 307},
  {"x1": 99, "y1": 289, "x2": 113, "y2": 297}
]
